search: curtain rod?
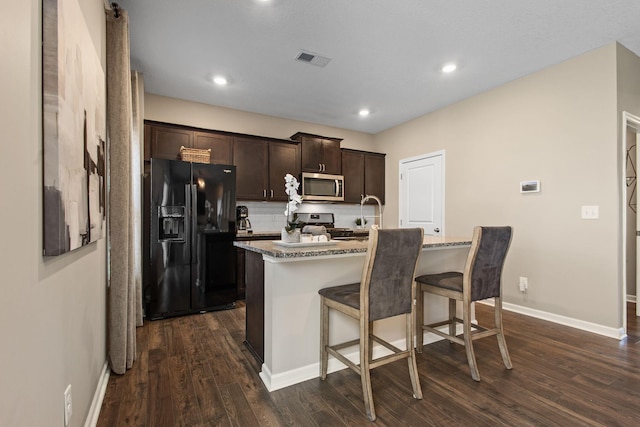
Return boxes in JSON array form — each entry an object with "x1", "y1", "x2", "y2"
[
  {"x1": 111, "y1": 2, "x2": 121, "y2": 18},
  {"x1": 104, "y1": 0, "x2": 121, "y2": 18}
]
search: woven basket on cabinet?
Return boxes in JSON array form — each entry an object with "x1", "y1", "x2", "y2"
[{"x1": 179, "y1": 146, "x2": 211, "y2": 163}]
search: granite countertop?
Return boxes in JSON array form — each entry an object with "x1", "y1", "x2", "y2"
[
  {"x1": 233, "y1": 235, "x2": 472, "y2": 259},
  {"x1": 236, "y1": 228, "x2": 371, "y2": 240},
  {"x1": 236, "y1": 231, "x2": 281, "y2": 239}
]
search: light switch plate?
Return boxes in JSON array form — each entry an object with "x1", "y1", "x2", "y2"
[{"x1": 581, "y1": 205, "x2": 599, "y2": 219}]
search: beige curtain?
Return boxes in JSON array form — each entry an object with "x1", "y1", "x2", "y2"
[
  {"x1": 106, "y1": 7, "x2": 142, "y2": 375},
  {"x1": 131, "y1": 70, "x2": 144, "y2": 327}
]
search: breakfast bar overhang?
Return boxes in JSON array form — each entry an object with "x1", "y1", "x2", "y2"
[{"x1": 234, "y1": 236, "x2": 472, "y2": 392}]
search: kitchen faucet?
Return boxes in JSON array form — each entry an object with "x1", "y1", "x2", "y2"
[{"x1": 360, "y1": 195, "x2": 383, "y2": 229}]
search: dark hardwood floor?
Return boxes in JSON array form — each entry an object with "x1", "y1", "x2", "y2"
[{"x1": 97, "y1": 302, "x2": 640, "y2": 426}]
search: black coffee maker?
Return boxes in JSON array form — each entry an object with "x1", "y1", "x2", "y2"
[{"x1": 236, "y1": 205, "x2": 252, "y2": 232}]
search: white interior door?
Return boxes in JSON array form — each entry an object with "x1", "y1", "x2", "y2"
[{"x1": 399, "y1": 151, "x2": 444, "y2": 235}]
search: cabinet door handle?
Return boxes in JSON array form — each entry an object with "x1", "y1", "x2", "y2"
[
  {"x1": 318, "y1": 163, "x2": 322, "y2": 172},
  {"x1": 263, "y1": 189, "x2": 266, "y2": 198},
  {"x1": 270, "y1": 189, "x2": 274, "y2": 198}
]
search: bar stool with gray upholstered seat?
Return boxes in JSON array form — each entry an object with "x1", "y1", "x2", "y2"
[
  {"x1": 319, "y1": 227, "x2": 424, "y2": 421},
  {"x1": 415, "y1": 226, "x2": 513, "y2": 381}
]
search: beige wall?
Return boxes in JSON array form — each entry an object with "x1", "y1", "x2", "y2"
[
  {"x1": 375, "y1": 44, "x2": 627, "y2": 329},
  {"x1": 0, "y1": 1, "x2": 107, "y2": 426},
  {"x1": 146, "y1": 45, "x2": 640, "y2": 330},
  {"x1": 4, "y1": 3, "x2": 636, "y2": 426},
  {"x1": 144, "y1": 93, "x2": 376, "y2": 151}
]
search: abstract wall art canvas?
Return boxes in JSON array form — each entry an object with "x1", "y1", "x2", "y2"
[{"x1": 43, "y1": 0, "x2": 106, "y2": 256}]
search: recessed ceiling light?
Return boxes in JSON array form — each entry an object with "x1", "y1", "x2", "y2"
[
  {"x1": 359, "y1": 109, "x2": 370, "y2": 117},
  {"x1": 213, "y1": 76, "x2": 228, "y2": 86},
  {"x1": 441, "y1": 63, "x2": 457, "y2": 73}
]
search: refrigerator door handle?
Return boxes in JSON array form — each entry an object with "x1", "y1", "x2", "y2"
[
  {"x1": 190, "y1": 183, "x2": 198, "y2": 258},
  {"x1": 185, "y1": 183, "x2": 192, "y2": 260}
]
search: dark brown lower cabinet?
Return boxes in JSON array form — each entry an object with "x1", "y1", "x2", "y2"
[
  {"x1": 235, "y1": 247, "x2": 246, "y2": 299},
  {"x1": 235, "y1": 234, "x2": 279, "y2": 300},
  {"x1": 244, "y1": 250, "x2": 264, "y2": 363}
]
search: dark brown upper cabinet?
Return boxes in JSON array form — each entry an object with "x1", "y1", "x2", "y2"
[
  {"x1": 364, "y1": 152, "x2": 385, "y2": 204},
  {"x1": 341, "y1": 149, "x2": 386, "y2": 204},
  {"x1": 234, "y1": 137, "x2": 300, "y2": 201},
  {"x1": 194, "y1": 132, "x2": 233, "y2": 164},
  {"x1": 268, "y1": 141, "x2": 301, "y2": 201},
  {"x1": 146, "y1": 122, "x2": 192, "y2": 161},
  {"x1": 342, "y1": 149, "x2": 365, "y2": 203},
  {"x1": 145, "y1": 121, "x2": 233, "y2": 164},
  {"x1": 290, "y1": 132, "x2": 342, "y2": 174},
  {"x1": 234, "y1": 137, "x2": 269, "y2": 200}
]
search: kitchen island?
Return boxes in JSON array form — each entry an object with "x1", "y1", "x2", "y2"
[{"x1": 234, "y1": 235, "x2": 472, "y2": 391}]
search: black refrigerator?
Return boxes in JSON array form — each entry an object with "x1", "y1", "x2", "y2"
[{"x1": 147, "y1": 158, "x2": 237, "y2": 320}]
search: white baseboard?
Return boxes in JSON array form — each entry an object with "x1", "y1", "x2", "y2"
[
  {"x1": 259, "y1": 330, "x2": 453, "y2": 392},
  {"x1": 479, "y1": 300, "x2": 626, "y2": 340},
  {"x1": 259, "y1": 300, "x2": 629, "y2": 392},
  {"x1": 84, "y1": 361, "x2": 110, "y2": 427}
]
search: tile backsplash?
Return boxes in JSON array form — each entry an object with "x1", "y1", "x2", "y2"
[{"x1": 237, "y1": 201, "x2": 377, "y2": 231}]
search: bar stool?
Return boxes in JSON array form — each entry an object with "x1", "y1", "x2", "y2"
[
  {"x1": 415, "y1": 226, "x2": 513, "y2": 381},
  {"x1": 319, "y1": 227, "x2": 424, "y2": 421}
]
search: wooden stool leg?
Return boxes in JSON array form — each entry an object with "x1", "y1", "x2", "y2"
[
  {"x1": 494, "y1": 297, "x2": 513, "y2": 370},
  {"x1": 406, "y1": 313, "x2": 423, "y2": 399},
  {"x1": 368, "y1": 321, "x2": 374, "y2": 363},
  {"x1": 320, "y1": 297, "x2": 329, "y2": 380},
  {"x1": 360, "y1": 320, "x2": 375, "y2": 421},
  {"x1": 448, "y1": 298, "x2": 457, "y2": 341},
  {"x1": 463, "y1": 300, "x2": 481, "y2": 381},
  {"x1": 415, "y1": 284, "x2": 424, "y2": 353}
]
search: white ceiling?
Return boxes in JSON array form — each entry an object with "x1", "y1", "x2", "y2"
[{"x1": 118, "y1": 0, "x2": 640, "y2": 134}]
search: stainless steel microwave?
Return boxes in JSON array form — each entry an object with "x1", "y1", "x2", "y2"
[{"x1": 301, "y1": 172, "x2": 344, "y2": 202}]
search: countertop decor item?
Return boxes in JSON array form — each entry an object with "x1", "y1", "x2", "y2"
[{"x1": 282, "y1": 173, "x2": 303, "y2": 242}]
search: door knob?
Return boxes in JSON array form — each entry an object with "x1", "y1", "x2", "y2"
[{"x1": 434, "y1": 228, "x2": 440, "y2": 233}]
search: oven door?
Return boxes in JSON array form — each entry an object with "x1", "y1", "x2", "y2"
[{"x1": 301, "y1": 172, "x2": 344, "y2": 201}]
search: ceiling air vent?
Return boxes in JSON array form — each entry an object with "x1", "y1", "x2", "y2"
[{"x1": 295, "y1": 50, "x2": 332, "y2": 68}]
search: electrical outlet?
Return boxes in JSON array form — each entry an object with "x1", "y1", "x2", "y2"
[
  {"x1": 519, "y1": 277, "x2": 528, "y2": 293},
  {"x1": 64, "y1": 384, "x2": 72, "y2": 426}
]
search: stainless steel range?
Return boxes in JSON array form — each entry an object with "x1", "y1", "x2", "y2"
[{"x1": 296, "y1": 213, "x2": 366, "y2": 240}]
